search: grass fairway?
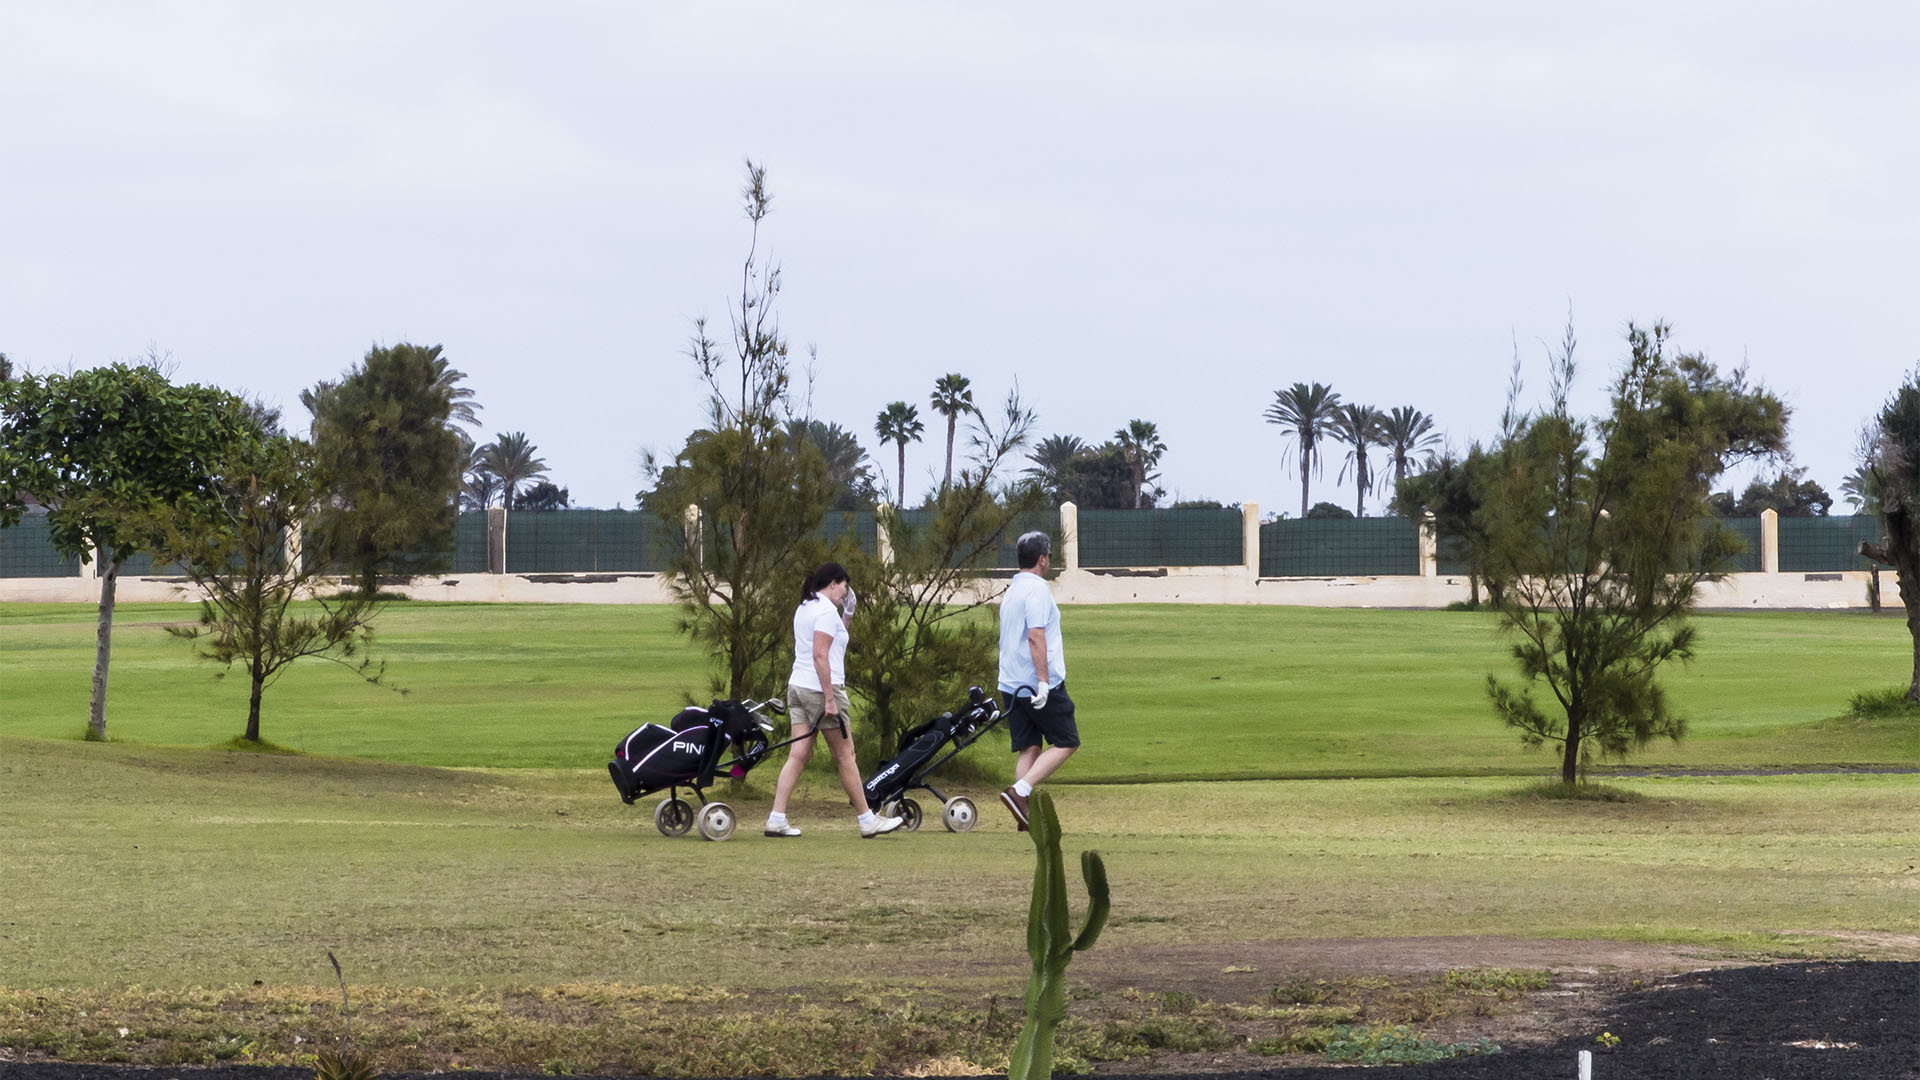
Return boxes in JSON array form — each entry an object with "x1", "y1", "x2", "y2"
[
  {"x1": 4, "y1": 734, "x2": 1915, "y2": 993},
  {"x1": 2, "y1": 602, "x2": 1916, "y2": 776}
]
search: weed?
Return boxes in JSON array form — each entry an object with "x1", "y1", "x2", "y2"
[
  {"x1": 1440, "y1": 968, "x2": 1552, "y2": 993},
  {"x1": 1514, "y1": 780, "x2": 1649, "y2": 803},
  {"x1": 1159, "y1": 991, "x2": 1200, "y2": 1014},
  {"x1": 1252, "y1": 1027, "x2": 1335, "y2": 1055},
  {"x1": 1848, "y1": 686, "x2": 1919, "y2": 718},
  {"x1": 1324, "y1": 1025, "x2": 1500, "y2": 1065},
  {"x1": 1270, "y1": 978, "x2": 1329, "y2": 1006}
]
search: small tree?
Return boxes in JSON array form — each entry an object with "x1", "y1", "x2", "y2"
[
  {"x1": 1480, "y1": 322, "x2": 1786, "y2": 782},
  {"x1": 140, "y1": 433, "x2": 386, "y2": 743},
  {"x1": 302, "y1": 343, "x2": 467, "y2": 593},
  {"x1": 1113, "y1": 419, "x2": 1167, "y2": 510},
  {"x1": 1391, "y1": 445, "x2": 1496, "y2": 604},
  {"x1": 1856, "y1": 373, "x2": 1920, "y2": 700},
  {"x1": 646, "y1": 159, "x2": 834, "y2": 700},
  {"x1": 0, "y1": 362, "x2": 254, "y2": 740},
  {"x1": 842, "y1": 388, "x2": 1043, "y2": 755}
]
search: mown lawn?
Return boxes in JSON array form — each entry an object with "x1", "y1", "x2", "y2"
[{"x1": 3, "y1": 603, "x2": 1915, "y2": 776}]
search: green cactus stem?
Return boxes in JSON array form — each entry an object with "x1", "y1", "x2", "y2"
[{"x1": 1007, "y1": 791, "x2": 1110, "y2": 1080}]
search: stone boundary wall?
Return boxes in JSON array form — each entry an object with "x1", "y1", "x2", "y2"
[{"x1": 1, "y1": 505, "x2": 1886, "y2": 609}]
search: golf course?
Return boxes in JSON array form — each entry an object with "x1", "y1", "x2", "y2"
[{"x1": 3, "y1": 601, "x2": 1916, "y2": 1075}]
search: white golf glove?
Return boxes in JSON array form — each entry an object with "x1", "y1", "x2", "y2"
[
  {"x1": 841, "y1": 588, "x2": 857, "y2": 619},
  {"x1": 1030, "y1": 682, "x2": 1049, "y2": 710}
]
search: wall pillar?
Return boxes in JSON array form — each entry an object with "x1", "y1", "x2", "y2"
[
  {"x1": 1419, "y1": 512, "x2": 1438, "y2": 578},
  {"x1": 1760, "y1": 508, "x2": 1779, "y2": 573},
  {"x1": 488, "y1": 507, "x2": 507, "y2": 574},
  {"x1": 1059, "y1": 501, "x2": 1079, "y2": 572},
  {"x1": 682, "y1": 505, "x2": 703, "y2": 568},
  {"x1": 1242, "y1": 502, "x2": 1261, "y2": 581},
  {"x1": 284, "y1": 521, "x2": 303, "y2": 575},
  {"x1": 876, "y1": 510, "x2": 894, "y2": 564},
  {"x1": 82, "y1": 546, "x2": 100, "y2": 581}
]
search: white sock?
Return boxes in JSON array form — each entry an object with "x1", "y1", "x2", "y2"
[
  {"x1": 858, "y1": 811, "x2": 879, "y2": 828},
  {"x1": 1013, "y1": 779, "x2": 1033, "y2": 797},
  {"x1": 767, "y1": 812, "x2": 787, "y2": 827}
]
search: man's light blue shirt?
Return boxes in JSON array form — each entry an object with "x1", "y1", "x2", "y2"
[{"x1": 998, "y1": 570, "x2": 1065, "y2": 693}]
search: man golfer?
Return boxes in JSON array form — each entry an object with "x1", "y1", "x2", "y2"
[{"x1": 997, "y1": 530, "x2": 1078, "y2": 830}]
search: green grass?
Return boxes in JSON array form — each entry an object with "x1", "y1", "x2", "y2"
[{"x1": 3, "y1": 603, "x2": 1916, "y2": 776}]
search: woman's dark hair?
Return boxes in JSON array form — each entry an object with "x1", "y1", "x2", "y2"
[{"x1": 801, "y1": 561, "x2": 849, "y2": 601}]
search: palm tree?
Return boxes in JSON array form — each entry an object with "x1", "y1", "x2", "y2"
[
  {"x1": 1024, "y1": 434, "x2": 1085, "y2": 500},
  {"x1": 1379, "y1": 406, "x2": 1443, "y2": 505},
  {"x1": 874, "y1": 402, "x2": 924, "y2": 506},
  {"x1": 929, "y1": 373, "x2": 976, "y2": 492},
  {"x1": 1329, "y1": 403, "x2": 1386, "y2": 517},
  {"x1": 1113, "y1": 419, "x2": 1168, "y2": 509},
  {"x1": 1263, "y1": 382, "x2": 1343, "y2": 519},
  {"x1": 423, "y1": 345, "x2": 482, "y2": 430},
  {"x1": 789, "y1": 418, "x2": 879, "y2": 509},
  {"x1": 481, "y1": 431, "x2": 549, "y2": 510}
]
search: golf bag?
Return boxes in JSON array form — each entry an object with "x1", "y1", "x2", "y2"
[
  {"x1": 608, "y1": 700, "x2": 770, "y2": 805},
  {"x1": 862, "y1": 686, "x2": 1001, "y2": 810}
]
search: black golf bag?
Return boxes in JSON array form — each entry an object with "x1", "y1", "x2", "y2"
[
  {"x1": 608, "y1": 700, "x2": 771, "y2": 805},
  {"x1": 861, "y1": 686, "x2": 1002, "y2": 814}
]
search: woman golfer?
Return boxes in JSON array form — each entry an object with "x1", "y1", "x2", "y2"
[{"x1": 765, "y1": 562, "x2": 904, "y2": 839}]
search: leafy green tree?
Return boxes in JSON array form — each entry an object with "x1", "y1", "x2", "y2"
[
  {"x1": 1392, "y1": 445, "x2": 1496, "y2": 604},
  {"x1": 1330, "y1": 402, "x2": 1386, "y2": 517},
  {"x1": 842, "y1": 387, "x2": 1044, "y2": 755},
  {"x1": 1707, "y1": 468, "x2": 1832, "y2": 517},
  {"x1": 930, "y1": 373, "x2": 976, "y2": 493},
  {"x1": 480, "y1": 431, "x2": 549, "y2": 510},
  {"x1": 139, "y1": 433, "x2": 386, "y2": 743},
  {"x1": 518, "y1": 481, "x2": 570, "y2": 511},
  {"x1": 1055, "y1": 442, "x2": 1137, "y2": 509},
  {"x1": 302, "y1": 343, "x2": 467, "y2": 593},
  {"x1": 1022, "y1": 434, "x2": 1084, "y2": 502},
  {"x1": 1380, "y1": 405, "x2": 1443, "y2": 497},
  {"x1": 646, "y1": 160, "x2": 835, "y2": 700},
  {"x1": 1113, "y1": 419, "x2": 1167, "y2": 509},
  {"x1": 1480, "y1": 322, "x2": 1787, "y2": 782},
  {"x1": 1305, "y1": 501, "x2": 1353, "y2": 520},
  {"x1": 0, "y1": 362, "x2": 255, "y2": 740},
  {"x1": 1854, "y1": 374, "x2": 1920, "y2": 699},
  {"x1": 874, "y1": 401, "x2": 924, "y2": 506},
  {"x1": 1264, "y1": 382, "x2": 1343, "y2": 519}
]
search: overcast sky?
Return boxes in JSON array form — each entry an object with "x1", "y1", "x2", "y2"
[{"x1": 5, "y1": 3, "x2": 1915, "y2": 515}]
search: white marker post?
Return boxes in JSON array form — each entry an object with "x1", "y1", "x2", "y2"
[{"x1": 1578, "y1": 1048, "x2": 1593, "y2": 1079}]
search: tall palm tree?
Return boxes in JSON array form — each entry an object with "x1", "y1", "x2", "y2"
[
  {"x1": 1113, "y1": 419, "x2": 1168, "y2": 509},
  {"x1": 789, "y1": 418, "x2": 879, "y2": 509},
  {"x1": 481, "y1": 431, "x2": 549, "y2": 510},
  {"x1": 423, "y1": 345, "x2": 482, "y2": 430},
  {"x1": 1379, "y1": 405, "x2": 1443, "y2": 505},
  {"x1": 1329, "y1": 403, "x2": 1387, "y2": 517},
  {"x1": 1263, "y1": 382, "x2": 1343, "y2": 519},
  {"x1": 929, "y1": 373, "x2": 976, "y2": 492},
  {"x1": 874, "y1": 402, "x2": 924, "y2": 507},
  {"x1": 1024, "y1": 434, "x2": 1085, "y2": 500}
]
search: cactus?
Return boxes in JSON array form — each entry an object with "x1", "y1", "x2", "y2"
[{"x1": 1007, "y1": 791, "x2": 1110, "y2": 1080}]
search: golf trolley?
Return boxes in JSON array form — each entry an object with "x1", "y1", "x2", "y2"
[
  {"x1": 862, "y1": 686, "x2": 1005, "y2": 833},
  {"x1": 607, "y1": 696, "x2": 815, "y2": 841}
]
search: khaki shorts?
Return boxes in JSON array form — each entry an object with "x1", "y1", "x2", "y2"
[{"x1": 786, "y1": 684, "x2": 852, "y2": 735}]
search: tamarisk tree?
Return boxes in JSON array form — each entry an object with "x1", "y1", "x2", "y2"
[
  {"x1": 1855, "y1": 372, "x2": 1920, "y2": 701},
  {"x1": 1479, "y1": 322, "x2": 1786, "y2": 782}
]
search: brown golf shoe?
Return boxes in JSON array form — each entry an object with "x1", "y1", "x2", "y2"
[{"x1": 1000, "y1": 786, "x2": 1030, "y2": 831}]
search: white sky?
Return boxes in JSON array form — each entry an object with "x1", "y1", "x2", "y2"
[{"x1": 4, "y1": 2, "x2": 1915, "y2": 515}]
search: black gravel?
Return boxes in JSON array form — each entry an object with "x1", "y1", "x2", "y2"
[{"x1": 5, "y1": 962, "x2": 1914, "y2": 1080}]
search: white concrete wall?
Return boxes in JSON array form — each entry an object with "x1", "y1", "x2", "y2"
[{"x1": 0, "y1": 567, "x2": 1888, "y2": 610}]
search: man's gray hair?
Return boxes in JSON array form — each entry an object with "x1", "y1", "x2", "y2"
[{"x1": 1016, "y1": 530, "x2": 1051, "y2": 570}]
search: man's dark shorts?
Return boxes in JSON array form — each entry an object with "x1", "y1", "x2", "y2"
[{"x1": 1004, "y1": 683, "x2": 1080, "y2": 751}]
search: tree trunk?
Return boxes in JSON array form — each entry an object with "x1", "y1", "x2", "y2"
[
  {"x1": 1560, "y1": 709, "x2": 1581, "y2": 784},
  {"x1": 246, "y1": 670, "x2": 265, "y2": 742},
  {"x1": 943, "y1": 418, "x2": 956, "y2": 492},
  {"x1": 1863, "y1": 524, "x2": 1920, "y2": 702},
  {"x1": 897, "y1": 444, "x2": 907, "y2": 508},
  {"x1": 1299, "y1": 448, "x2": 1311, "y2": 519},
  {"x1": 87, "y1": 557, "x2": 121, "y2": 741}
]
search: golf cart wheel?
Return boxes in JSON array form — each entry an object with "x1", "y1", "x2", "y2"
[
  {"x1": 895, "y1": 797, "x2": 923, "y2": 832},
  {"x1": 654, "y1": 798, "x2": 694, "y2": 837},
  {"x1": 941, "y1": 796, "x2": 979, "y2": 833},
  {"x1": 697, "y1": 801, "x2": 737, "y2": 842}
]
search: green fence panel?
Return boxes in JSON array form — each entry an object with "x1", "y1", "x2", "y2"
[
  {"x1": 888, "y1": 508, "x2": 1060, "y2": 569},
  {"x1": 1261, "y1": 517, "x2": 1419, "y2": 577},
  {"x1": 1434, "y1": 533, "x2": 1468, "y2": 576},
  {"x1": 0, "y1": 515, "x2": 80, "y2": 578},
  {"x1": 116, "y1": 549, "x2": 187, "y2": 577},
  {"x1": 1077, "y1": 508, "x2": 1242, "y2": 568},
  {"x1": 453, "y1": 512, "x2": 490, "y2": 573},
  {"x1": 504, "y1": 510, "x2": 670, "y2": 573},
  {"x1": 1718, "y1": 517, "x2": 1764, "y2": 573},
  {"x1": 815, "y1": 511, "x2": 879, "y2": 554},
  {"x1": 1779, "y1": 514, "x2": 1878, "y2": 572}
]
